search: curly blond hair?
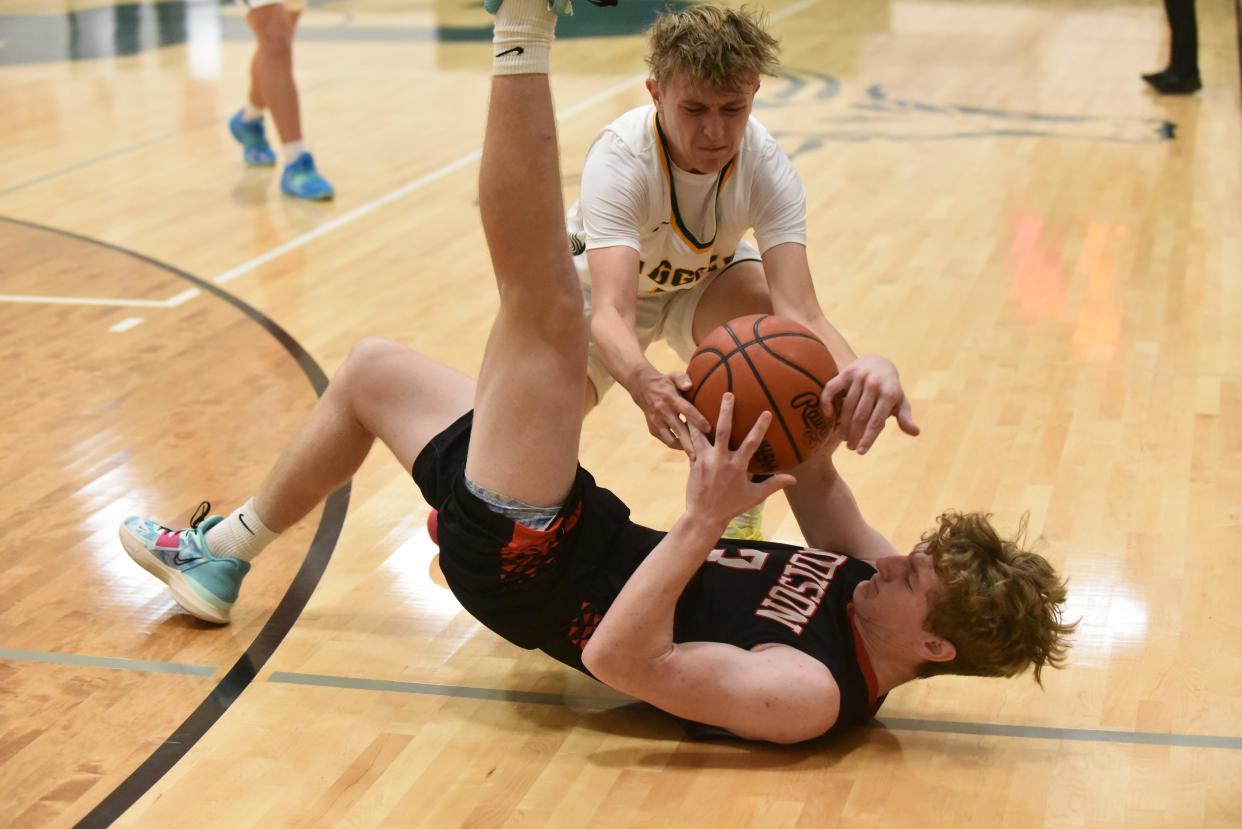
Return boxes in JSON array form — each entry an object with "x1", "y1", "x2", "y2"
[
  {"x1": 646, "y1": 5, "x2": 781, "y2": 91},
  {"x1": 919, "y1": 512, "x2": 1075, "y2": 685}
]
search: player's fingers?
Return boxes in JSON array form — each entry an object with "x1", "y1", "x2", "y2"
[
  {"x1": 855, "y1": 404, "x2": 888, "y2": 455},
  {"x1": 757, "y1": 473, "x2": 797, "y2": 500},
  {"x1": 838, "y1": 381, "x2": 863, "y2": 448},
  {"x1": 674, "y1": 397, "x2": 713, "y2": 433},
  {"x1": 669, "y1": 371, "x2": 694, "y2": 393},
  {"x1": 668, "y1": 417, "x2": 696, "y2": 456},
  {"x1": 736, "y1": 410, "x2": 773, "y2": 461},
  {"x1": 822, "y1": 373, "x2": 848, "y2": 402},
  {"x1": 850, "y1": 384, "x2": 877, "y2": 439},
  {"x1": 896, "y1": 397, "x2": 921, "y2": 436},
  {"x1": 713, "y1": 393, "x2": 735, "y2": 450},
  {"x1": 650, "y1": 417, "x2": 680, "y2": 449}
]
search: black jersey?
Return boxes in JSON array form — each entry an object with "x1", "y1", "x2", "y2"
[
  {"x1": 671, "y1": 541, "x2": 884, "y2": 738},
  {"x1": 413, "y1": 412, "x2": 884, "y2": 742}
]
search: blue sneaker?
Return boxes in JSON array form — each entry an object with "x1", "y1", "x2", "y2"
[
  {"x1": 228, "y1": 110, "x2": 277, "y2": 167},
  {"x1": 281, "y1": 152, "x2": 335, "y2": 201},
  {"x1": 119, "y1": 501, "x2": 250, "y2": 624}
]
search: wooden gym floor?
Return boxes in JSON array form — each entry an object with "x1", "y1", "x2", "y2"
[{"x1": 1, "y1": 0, "x2": 1240, "y2": 825}]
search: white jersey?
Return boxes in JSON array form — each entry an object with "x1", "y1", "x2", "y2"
[{"x1": 571, "y1": 104, "x2": 807, "y2": 295}]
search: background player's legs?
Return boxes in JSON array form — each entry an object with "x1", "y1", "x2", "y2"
[
  {"x1": 246, "y1": 5, "x2": 302, "y2": 146},
  {"x1": 466, "y1": 71, "x2": 588, "y2": 508}
]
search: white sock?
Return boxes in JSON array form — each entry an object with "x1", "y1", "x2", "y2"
[
  {"x1": 492, "y1": 0, "x2": 557, "y2": 75},
  {"x1": 243, "y1": 103, "x2": 265, "y2": 122},
  {"x1": 205, "y1": 497, "x2": 279, "y2": 562},
  {"x1": 283, "y1": 139, "x2": 307, "y2": 161}
]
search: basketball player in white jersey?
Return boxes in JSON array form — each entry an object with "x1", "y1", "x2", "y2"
[{"x1": 569, "y1": 6, "x2": 919, "y2": 539}]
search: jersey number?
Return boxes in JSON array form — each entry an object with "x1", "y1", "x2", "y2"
[{"x1": 706, "y1": 547, "x2": 769, "y2": 571}]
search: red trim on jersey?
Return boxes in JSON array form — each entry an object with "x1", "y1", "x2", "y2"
[{"x1": 847, "y1": 602, "x2": 882, "y2": 718}]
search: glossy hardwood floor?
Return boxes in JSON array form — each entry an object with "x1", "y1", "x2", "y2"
[{"x1": 1, "y1": 0, "x2": 1240, "y2": 826}]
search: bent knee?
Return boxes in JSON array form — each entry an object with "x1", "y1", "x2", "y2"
[{"x1": 334, "y1": 337, "x2": 409, "y2": 397}]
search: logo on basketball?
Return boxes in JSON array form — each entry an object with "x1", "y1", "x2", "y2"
[
  {"x1": 791, "y1": 391, "x2": 832, "y2": 446},
  {"x1": 752, "y1": 440, "x2": 778, "y2": 473}
]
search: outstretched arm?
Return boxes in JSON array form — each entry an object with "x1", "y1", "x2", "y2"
[
  {"x1": 763, "y1": 242, "x2": 919, "y2": 455},
  {"x1": 582, "y1": 397, "x2": 838, "y2": 743},
  {"x1": 784, "y1": 440, "x2": 898, "y2": 565},
  {"x1": 587, "y1": 246, "x2": 712, "y2": 448}
]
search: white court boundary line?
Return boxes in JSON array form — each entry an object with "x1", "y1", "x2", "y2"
[{"x1": 0, "y1": 0, "x2": 821, "y2": 309}]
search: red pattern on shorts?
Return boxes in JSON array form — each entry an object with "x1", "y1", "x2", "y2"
[
  {"x1": 497, "y1": 500, "x2": 583, "y2": 583},
  {"x1": 567, "y1": 600, "x2": 605, "y2": 650}
]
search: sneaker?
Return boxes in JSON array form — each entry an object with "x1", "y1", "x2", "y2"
[
  {"x1": 119, "y1": 501, "x2": 250, "y2": 624},
  {"x1": 280, "y1": 152, "x2": 335, "y2": 201},
  {"x1": 1141, "y1": 68, "x2": 1202, "y2": 95},
  {"x1": 228, "y1": 110, "x2": 277, "y2": 167},
  {"x1": 722, "y1": 502, "x2": 765, "y2": 542}
]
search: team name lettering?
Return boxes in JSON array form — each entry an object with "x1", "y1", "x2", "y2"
[
  {"x1": 754, "y1": 549, "x2": 846, "y2": 635},
  {"x1": 638, "y1": 252, "x2": 736, "y2": 289},
  {"x1": 791, "y1": 391, "x2": 833, "y2": 446}
]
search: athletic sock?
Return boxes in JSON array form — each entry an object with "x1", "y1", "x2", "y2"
[
  {"x1": 205, "y1": 497, "x2": 279, "y2": 562},
  {"x1": 283, "y1": 139, "x2": 306, "y2": 160},
  {"x1": 242, "y1": 103, "x2": 265, "y2": 122},
  {"x1": 492, "y1": 0, "x2": 557, "y2": 75}
]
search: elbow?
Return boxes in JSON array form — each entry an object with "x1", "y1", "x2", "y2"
[{"x1": 581, "y1": 636, "x2": 612, "y2": 682}]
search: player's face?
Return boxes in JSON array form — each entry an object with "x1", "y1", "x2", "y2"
[
  {"x1": 852, "y1": 548, "x2": 950, "y2": 657},
  {"x1": 647, "y1": 72, "x2": 758, "y2": 174}
]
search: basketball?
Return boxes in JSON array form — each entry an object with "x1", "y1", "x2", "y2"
[{"x1": 685, "y1": 314, "x2": 838, "y2": 474}]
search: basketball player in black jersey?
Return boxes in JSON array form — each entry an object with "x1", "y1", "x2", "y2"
[{"x1": 121, "y1": 0, "x2": 1074, "y2": 744}]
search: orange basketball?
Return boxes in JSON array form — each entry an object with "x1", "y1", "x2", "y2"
[{"x1": 685, "y1": 314, "x2": 838, "y2": 474}]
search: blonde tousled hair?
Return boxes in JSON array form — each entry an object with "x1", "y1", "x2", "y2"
[{"x1": 646, "y1": 5, "x2": 781, "y2": 91}]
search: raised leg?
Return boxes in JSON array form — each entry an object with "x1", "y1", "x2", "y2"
[{"x1": 465, "y1": 70, "x2": 588, "y2": 508}]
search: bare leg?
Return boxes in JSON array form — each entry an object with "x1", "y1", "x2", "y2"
[
  {"x1": 689, "y1": 260, "x2": 772, "y2": 343},
  {"x1": 253, "y1": 338, "x2": 475, "y2": 532},
  {"x1": 466, "y1": 73, "x2": 588, "y2": 507},
  {"x1": 245, "y1": 5, "x2": 303, "y2": 144}
]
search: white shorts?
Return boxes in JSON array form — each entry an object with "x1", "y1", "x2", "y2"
[
  {"x1": 239, "y1": 0, "x2": 306, "y2": 13},
  {"x1": 576, "y1": 240, "x2": 762, "y2": 399}
]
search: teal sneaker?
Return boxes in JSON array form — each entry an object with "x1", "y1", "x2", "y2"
[
  {"x1": 119, "y1": 502, "x2": 250, "y2": 624},
  {"x1": 228, "y1": 110, "x2": 277, "y2": 167},
  {"x1": 280, "y1": 152, "x2": 335, "y2": 201}
]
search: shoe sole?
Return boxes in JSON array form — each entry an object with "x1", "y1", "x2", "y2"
[{"x1": 118, "y1": 525, "x2": 232, "y2": 624}]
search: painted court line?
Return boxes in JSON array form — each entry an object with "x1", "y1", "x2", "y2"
[
  {"x1": 0, "y1": 647, "x2": 215, "y2": 677},
  {"x1": 4, "y1": 648, "x2": 1238, "y2": 749},
  {"x1": 267, "y1": 670, "x2": 1242, "y2": 750},
  {"x1": 268, "y1": 671, "x2": 629, "y2": 711}
]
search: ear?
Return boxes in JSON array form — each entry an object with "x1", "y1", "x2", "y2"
[
  {"x1": 921, "y1": 636, "x2": 956, "y2": 664},
  {"x1": 646, "y1": 78, "x2": 661, "y2": 107}
]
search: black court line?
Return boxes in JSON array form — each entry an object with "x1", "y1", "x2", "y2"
[
  {"x1": 1236, "y1": 0, "x2": 1242, "y2": 110},
  {"x1": 0, "y1": 216, "x2": 351, "y2": 828}
]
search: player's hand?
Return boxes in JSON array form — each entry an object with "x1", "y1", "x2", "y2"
[
  {"x1": 821, "y1": 354, "x2": 919, "y2": 455},
  {"x1": 684, "y1": 393, "x2": 795, "y2": 525},
  {"x1": 630, "y1": 369, "x2": 713, "y2": 453}
]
